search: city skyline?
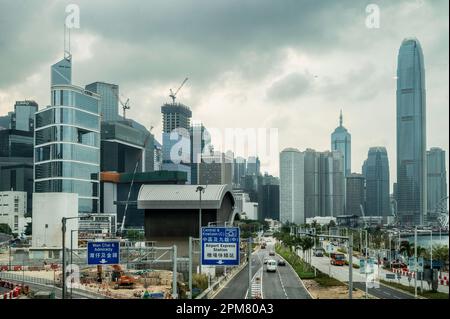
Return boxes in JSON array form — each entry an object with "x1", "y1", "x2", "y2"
[{"x1": 0, "y1": 0, "x2": 448, "y2": 191}]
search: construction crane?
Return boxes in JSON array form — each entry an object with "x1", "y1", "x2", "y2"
[
  {"x1": 119, "y1": 126, "x2": 154, "y2": 236},
  {"x1": 359, "y1": 204, "x2": 369, "y2": 229},
  {"x1": 169, "y1": 77, "x2": 188, "y2": 104},
  {"x1": 114, "y1": 92, "x2": 131, "y2": 119}
]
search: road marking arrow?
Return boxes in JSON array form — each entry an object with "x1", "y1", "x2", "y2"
[
  {"x1": 217, "y1": 260, "x2": 224, "y2": 265},
  {"x1": 99, "y1": 259, "x2": 107, "y2": 264}
]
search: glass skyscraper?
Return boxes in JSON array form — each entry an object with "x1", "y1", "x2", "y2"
[
  {"x1": 331, "y1": 110, "x2": 351, "y2": 176},
  {"x1": 427, "y1": 147, "x2": 447, "y2": 219},
  {"x1": 362, "y1": 147, "x2": 390, "y2": 220},
  {"x1": 396, "y1": 38, "x2": 427, "y2": 226},
  {"x1": 85, "y1": 82, "x2": 119, "y2": 122},
  {"x1": 34, "y1": 56, "x2": 101, "y2": 214}
]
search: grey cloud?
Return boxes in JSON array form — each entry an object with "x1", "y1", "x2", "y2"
[{"x1": 266, "y1": 72, "x2": 313, "y2": 102}]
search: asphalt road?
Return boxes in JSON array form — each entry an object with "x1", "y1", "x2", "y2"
[
  {"x1": 215, "y1": 237, "x2": 311, "y2": 299},
  {"x1": 352, "y1": 282, "x2": 414, "y2": 299}
]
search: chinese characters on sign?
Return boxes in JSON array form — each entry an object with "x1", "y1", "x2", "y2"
[
  {"x1": 87, "y1": 241, "x2": 120, "y2": 265},
  {"x1": 201, "y1": 227, "x2": 240, "y2": 266}
]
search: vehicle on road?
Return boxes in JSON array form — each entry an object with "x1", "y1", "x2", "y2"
[
  {"x1": 330, "y1": 252, "x2": 345, "y2": 266},
  {"x1": 266, "y1": 259, "x2": 277, "y2": 272},
  {"x1": 269, "y1": 251, "x2": 275, "y2": 256},
  {"x1": 261, "y1": 242, "x2": 266, "y2": 249},
  {"x1": 277, "y1": 259, "x2": 286, "y2": 266},
  {"x1": 313, "y1": 247, "x2": 325, "y2": 257},
  {"x1": 263, "y1": 257, "x2": 268, "y2": 264}
]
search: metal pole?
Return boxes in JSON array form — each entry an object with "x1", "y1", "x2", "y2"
[
  {"x1": 430, "y1": 231, "x2": 433, "y2": 271},
  {"x1": 248, "y1": 237, "x2": 252, "y2": 299},
  {"x1": 188, "y1": 237, "x2": 193, "y2": 299},
  {"x1": 172, "y1": 245, "x2": 178, "y2": 299},
  {"x1": 8, "y1": 244, "x2": 11, "y2": 271},
  {"x1": 365, "y1": 230, "x2": 368, "y2": 299},
  {"x1": 61, "y1": 217, "x2": 66, "y2": 300},
  {"x1": 198, "y1": 190, "x2": 202, "y2": 274},
  {"x1": 70, "y1": 230, "x2": 73, "y2": 299},
  {"x1": 414, "y1": 226, "x2": 417, "y2": 298},
  {"x1": 349, "y1": 234, "x2": 353, "y2": 299}
]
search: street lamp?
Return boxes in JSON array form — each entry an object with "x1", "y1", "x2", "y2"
[
  {"x1": 196, "y1": 186, "x2": 206, "y2": 274},
  {"x1": 62, "y1": 214, "x2": 90, "y2": 299},
  {"x1": 70, "y1": 229, "x2": 79, "y2": 299}
]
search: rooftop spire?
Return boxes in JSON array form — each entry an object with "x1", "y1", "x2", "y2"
[{"x1": 339, "y1": 109, "x2": 343, "y2": 127}]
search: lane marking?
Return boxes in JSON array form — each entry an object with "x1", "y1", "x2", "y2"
[{"x1": 276, "y1": 266, "x2": 289, "y2": 299}]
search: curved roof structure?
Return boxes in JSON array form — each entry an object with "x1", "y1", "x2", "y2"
[{"x1": 137, "y1": 184, "x2": 235, "y2": 210}]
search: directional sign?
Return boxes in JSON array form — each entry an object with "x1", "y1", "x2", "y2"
[
  {"x1": 359, "y1": 259, "x2": 366, "y2": 274},
  {"x1": 386, "y1": 273, "x2": 396, "y2": 280},
  {"x1": 87, "y1": 241, "x2": 120, "y2": 265},
  {"x1": 367, "y1": 258, "x2": 375, "y2": 274},
  {"x1": 201, "y1": 227, "x2": 240, "y2": 266},
  {"x1": 408, "y1": 257, "x2": 416, "y2": 271},
  {"x1": 417, "y1": 257, "x2": 424, "y2": 272},
  {"x1": 326, "y1": 243, "x2": 333, "y2": 253}
]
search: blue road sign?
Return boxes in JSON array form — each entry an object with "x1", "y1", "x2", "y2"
[
  {"x1": 87, "y1": 241, "x2": 120, "y2": 265},
  {"x1": 201, "y1": 227, "x2": 240, "y2": 266}
]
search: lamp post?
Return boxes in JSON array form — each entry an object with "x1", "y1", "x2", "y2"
[
  {"x1": 196, "y1": 186, "x2": 206, "y2": 274},
  {"x1": 62, "y1": 215, "x2": 89, "y2": 299},
  {"x1": 414, "y1": 226, "x2": 418, "y2": 299},
  {"x1": 70, "y1": 229, "x2": 79, "y2": 299}
]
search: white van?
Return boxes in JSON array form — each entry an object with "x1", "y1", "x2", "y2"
[{"x1": 266, "y1": 259, "x2": 277, "y2": 272}]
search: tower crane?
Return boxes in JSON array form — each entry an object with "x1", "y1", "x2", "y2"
[
  {"x1": 115, "y1": 92, "x2": 131, "y2": 119},
  {"x1": 169, "y1": 77, "x2": 188, "y2": 104}
]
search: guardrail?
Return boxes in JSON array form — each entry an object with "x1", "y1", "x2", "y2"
[
  {"x1": 196, "y1": 262, "x2": 248, "y2": 299},
  {"x1": 0, "y1": 272, "x2": 56, "y2": 286}
]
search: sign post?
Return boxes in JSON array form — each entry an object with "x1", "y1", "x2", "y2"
[
  {"x1": 87, "y1": 241, "x2": 120, "y2": 265},
  {"x1": 201, "y1": 227, "x2": 240, "y2": 266}
]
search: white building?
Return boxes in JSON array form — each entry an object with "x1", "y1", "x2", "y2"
[
  {"x1": 279, "y1": 148, "x2": 305, "y2": 225},
  {"x1": 0, "y1": 191, "x2": 27, "y2": 235},
  {"x1": 31, "y1": 193, "x2": 79, "y2": 250},
  {"x1": 306, "y1": 216, "x2": 336, "y2": 226},
  {"x1": 233, "y1": 191, "x2": 258, "y2": 220}
]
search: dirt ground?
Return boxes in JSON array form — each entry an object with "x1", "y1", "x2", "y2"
[{"x1": 303, "y1": 280, "x2": 371, "y2": 299}]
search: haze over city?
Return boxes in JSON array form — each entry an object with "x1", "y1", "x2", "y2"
[{"x1": 0, "y1": 0, "x2": 448, "y2": 184}]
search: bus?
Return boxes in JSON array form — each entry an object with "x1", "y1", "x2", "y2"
[{"x1": 330, "y1": 253, "x2": 345, "y2": 266}]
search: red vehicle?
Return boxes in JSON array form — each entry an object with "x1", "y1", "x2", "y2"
[{"x1": 330, "y1": 253, "x2": 345, "y2": 266}]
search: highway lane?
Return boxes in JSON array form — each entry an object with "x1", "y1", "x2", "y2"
[
  {"x1": 214, "y1": 250, "x2": 263, "y2": 299},
  {"x1": 215, "y1": 237, "x2": 311, "y2": 299},
  {"x1": 261, "y1": 238, "x2": 311, "y2": 299},
  {"x1": 352, "y1": 282, "x2": 414, "y2": 299}
]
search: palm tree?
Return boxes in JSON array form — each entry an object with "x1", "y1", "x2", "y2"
[{"x1": 432, "y1": 244, "x2": 449, "y2": 271}]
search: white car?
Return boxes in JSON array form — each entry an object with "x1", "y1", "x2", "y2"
[{"x1": 266, "y1": 259, "x2": 277, "y2": 272}]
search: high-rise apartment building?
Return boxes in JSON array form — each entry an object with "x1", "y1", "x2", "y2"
[{"x1": 427, "y1": 147, "x2": 447, "y2": 220}]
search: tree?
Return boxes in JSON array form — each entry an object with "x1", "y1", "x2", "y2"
[
  {"x1": 126, "y1": 230, "x2": 144, "y2": 241},
  {"x1": 432, "y1": 244, "x2": 449, "y2": 270},
  {"x1": 0, "y1": 224, "x2": 12, "y2": 235},
  {"x1": 24, "y1": 222, "x2": 32, "y2": 236}
]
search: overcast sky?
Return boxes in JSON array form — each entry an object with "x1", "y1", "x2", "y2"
[{"x1": 0, "y1": 0, "x2": 448, "y2": 190}]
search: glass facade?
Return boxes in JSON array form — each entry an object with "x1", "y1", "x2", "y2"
[
  {"x1": 331, "y1": 111, "x2": 351, "y2": 177},
  {"x1": 35, "y1": 58, "x2": 100, "y2": 214},
  {"x1": 427, "y1": 148, "x2": 447, "y2": 218},
  {"x1": 362, "y1": 147, "x2": 390, "y2": 219},
  {"x1": 396, "y1": 38, "x2": 427, "y2": 226},
  {"x1": 85, "y1": 82, "x2": 119, "y2": 121}
]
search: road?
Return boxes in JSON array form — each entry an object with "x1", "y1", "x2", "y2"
[
  {"x1": 301, "y1": 247, "x2": 418, "y2": 299},
  {"x1": 215, "y1": 237, "x2": 311, "y2": 299}
]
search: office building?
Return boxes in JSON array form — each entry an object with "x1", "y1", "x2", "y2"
[
  {"x1": 85, "y1": 82, "x2": 119, "y2": 122},
  {"x1": 345, "y1": 173, "x2": 365, "y2": 216},
  {"x1": 190, "y1": 122, "x2": 211, "y2": 184},
  {"x1": 247, "y1": 156, "x2": 261, "y2": 176},
  {"x1": 331, "y1": 110, "x2": 351, "y2": 176},
  {"x1": 362, "y1": 147, "x2": 390, "y2": 220},
  {"x1": 0, "y1": 191, "x2": 27, "y2": 235},
  {"x1": 0, "y1": 163, "x2": 33, "y2": 215},
  {"x1": 161, "y1": 102, "x2": 192, "y2": 183},
  {"x1": 34, "y1": 55, "x2": 101, "y2": 214},
  {"x1": 198, "y1": 152, "x2": 233, "y2": 186},
  {"x1": 279, "y1": 148, "x2": 304, "y2": 224},
  {"x1": 233, "y1": 157, "x2": 246, "y2": 188},
  {"x1": 101, "y1": 120, "x2": 154, "y2": 173},
  {"x1": 9, "y1": 100, "x2": 38, "y2": 132},
  {"x1": 154, "y1": 140, "x2": 162, "y2": 171},
  {"x1": 303, "y1": 149, "x2": 345, "y2": 218},
  {"x1": 427, "y1": 147, "x2": 447, "y2": 220},
  {"x1": 396, "y1": 38, "x2": 427, "y2": 226}
]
